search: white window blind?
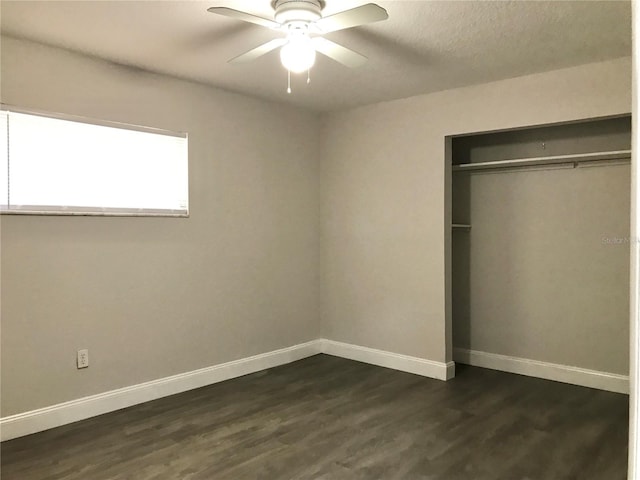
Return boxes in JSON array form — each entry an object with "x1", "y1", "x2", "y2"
[{"x1": 0, "y1": 109, "x2": 188, "y2": 216}]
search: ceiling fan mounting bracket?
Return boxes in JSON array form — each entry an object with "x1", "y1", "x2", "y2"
[{"x1": 272, "y1": 0, "x2": 325, "y2": 25}]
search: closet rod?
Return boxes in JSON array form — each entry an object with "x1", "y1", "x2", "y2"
[{"x1": 452, "y1": 149, "x2": 631, "y2": 173}]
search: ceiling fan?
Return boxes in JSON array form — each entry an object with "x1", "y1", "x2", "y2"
[{"x1": 208, "y1": 1, "x2": 389, "y2": 91}]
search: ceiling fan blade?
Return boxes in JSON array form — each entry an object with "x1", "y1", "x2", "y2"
[
  {"x1": 315, "y1": 3, "x2": 388, "y2": 34},
  {"x1": 311, "y1": 37, "x2": 368, "y2": 68},
  {"x1": 207, "y1": 7, "x2": 280, "y2": 29},
  {"x1": 229, "y1": 38, "x2": 287, "y2": 64}
]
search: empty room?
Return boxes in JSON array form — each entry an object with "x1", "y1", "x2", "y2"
[{"x1": 0, "y1": 1, "x2": 635, "y2": 479}]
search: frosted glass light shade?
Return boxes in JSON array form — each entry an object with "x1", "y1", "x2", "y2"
[{"x1": 280, "y1": 35, "x2": 316, "y2": 73}]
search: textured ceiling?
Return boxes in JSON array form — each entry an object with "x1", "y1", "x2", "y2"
[{"x1": 0, "y1": 0, "x2": 631, "y2": 112}]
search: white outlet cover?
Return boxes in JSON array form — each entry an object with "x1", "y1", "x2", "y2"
[{"x1": 77, "y1": 349, "x2": 89, "y2": 369}]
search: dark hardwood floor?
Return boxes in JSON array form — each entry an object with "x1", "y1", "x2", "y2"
[{"x1": 1, "y1": 354, "x2": 629, "y2": 479}]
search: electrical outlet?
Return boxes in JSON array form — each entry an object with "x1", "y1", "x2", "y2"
[{"x1": 77, "y1": 349, "x2": 89, "y2": 369}]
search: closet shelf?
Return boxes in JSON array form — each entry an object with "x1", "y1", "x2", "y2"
[
  {"x1": 452, "y1": 224, "x2": 471, "y2": 229},
  {"x1": 452, "y1": 149, "x2": 631, "y2": 172}
]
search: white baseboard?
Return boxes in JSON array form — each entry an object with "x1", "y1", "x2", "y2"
[
  {"x1": 454, "y1": 348, "x2": 629, "y2": 394},
  {"x1": 0, "y1": 340, "x2": 323, "y2": 442},
  {"x1": 1, "y1": 339, "x2": 456, "y2": 441},
  {"x1": 7, "y1": 341, "x2": 625, "y2": 442},
  {"x1": 320, "y1": 339, "x2": 455, "y2": 381}
]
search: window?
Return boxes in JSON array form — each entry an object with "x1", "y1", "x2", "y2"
[{"x1": 0, "y1": 108, "x2": 188, "y2": 216}]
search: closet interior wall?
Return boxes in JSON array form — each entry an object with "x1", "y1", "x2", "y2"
[{"x1": 451, "y1": 116, "x2": 632, "y2": 378}]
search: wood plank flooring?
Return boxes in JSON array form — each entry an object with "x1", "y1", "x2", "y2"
[{"x1": 1, "y1": 354, "x2": 629, "y2": 479}]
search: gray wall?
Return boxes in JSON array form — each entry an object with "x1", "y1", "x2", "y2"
[
  {"x1": 0, "y1": 36, "x2": 632, "y2": 419},
  {"x1": 453, "y1": 163, "x2": 630, "y2": 374},
  {"x1": 320, "y1": 57, "x2": 631, "y2": 363},
  {"x1": 0, "y1": 37, "x2": 322, "y2": 416}
]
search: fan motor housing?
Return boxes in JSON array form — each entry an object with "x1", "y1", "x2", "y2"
[{"x1": 272, "y1": 0, "x2": 325, "y2": 24}]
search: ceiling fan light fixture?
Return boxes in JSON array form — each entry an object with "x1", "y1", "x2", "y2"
[
  {"x1": 280, "y1": 33, "x2": 316, "y2": 73},
  {"x1": 209, "y1": 1, "x2": 389, "y2": 84}
]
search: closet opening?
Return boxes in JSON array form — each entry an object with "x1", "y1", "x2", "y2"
[{"x1": 446, "y1": 115, "x2": 631, "y2": 392}]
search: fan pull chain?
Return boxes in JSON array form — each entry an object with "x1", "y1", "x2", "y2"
[
  {"x1": 287, "y1": 70, "x2": 292, "y2": 94},
  {"x1": 307, "y1": 69, "x2": 311, "y2": 85}
]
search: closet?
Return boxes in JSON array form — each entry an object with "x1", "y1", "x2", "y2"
[{"x1": 449, "y1": 116, "x2": 632, "y2": 389}]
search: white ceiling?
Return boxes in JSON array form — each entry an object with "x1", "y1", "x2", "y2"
[{"x1": 0, "y1": 0, "x2": 631, "y2": 112}]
